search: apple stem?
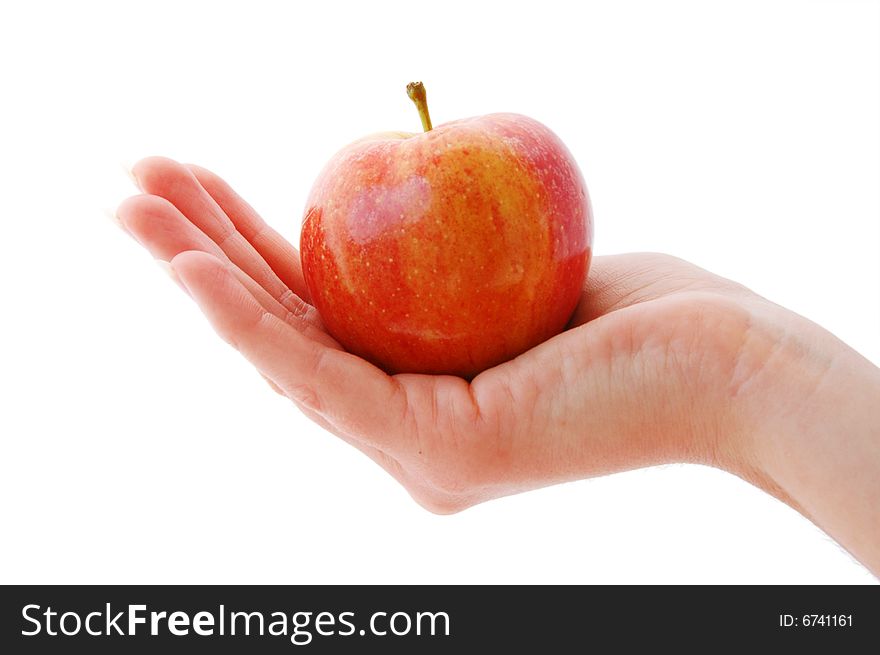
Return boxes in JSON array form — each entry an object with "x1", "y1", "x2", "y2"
[{"x1": 406, "y1": 81, "x2": 433, "y2": 132}]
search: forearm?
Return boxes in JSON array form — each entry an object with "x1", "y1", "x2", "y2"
[{"x1": 742, "y1": 315, "x2": 880, "y2": 575}]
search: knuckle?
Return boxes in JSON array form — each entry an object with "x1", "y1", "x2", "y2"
[
  {"x1": 285, "y1": 382, "x2": 322, "y2": 413},
  {"x1": 260, "y1": 374, "x2": 286, "y2": 396},
  {"x1": 279, "y1": 289, "x2": 306, "y2": 317}
]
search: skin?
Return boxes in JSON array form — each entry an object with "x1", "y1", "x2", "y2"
[
  {"x1": 301, "y1": 114, "x2": 591, "y2": 377},
  {"x1": 117, "y1": 157, "x2": 880, "y2": 576}
]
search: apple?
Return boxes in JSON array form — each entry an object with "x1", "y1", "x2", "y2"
[{"x1": 300, "y1": 82, "x2": 593, "y2": 378}]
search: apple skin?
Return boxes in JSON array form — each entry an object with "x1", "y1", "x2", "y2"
[{"x1": 300, "y1": 112, "x2": 593, "y2": 378}]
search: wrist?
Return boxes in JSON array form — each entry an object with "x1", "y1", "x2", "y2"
[
  {"x1": 680, "y1": 298, "x2": 848, "y2": 486},
  {"x1": 727, "y1": 304, "x2": 880, "y2": 571},
  {"x1": 736, "y1": 308, "x2": 870, "y2": 478}
]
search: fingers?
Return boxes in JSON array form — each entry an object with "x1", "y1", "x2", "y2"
[
  {"x1": 117, "y1": 193, "x2": 219, "y2": 262},
  {"x1": 116, "y1": 194, "x2": 300, "y2": 329},
  {"x1": 132, "y1": 157, "x2": 305, "y2": 315},
  {"x1": 186, "y1": 163, "x2": 310, "y2": 302},
  {"x1": 170, "y1": 250, "x2": 410, "y2": 454}
]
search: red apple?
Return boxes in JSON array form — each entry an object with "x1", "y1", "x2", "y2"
[{"x1": 300, "y1": 83, "x2": 593, "y2": 378}]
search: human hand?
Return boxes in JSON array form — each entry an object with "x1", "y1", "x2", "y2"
[{"x1": 116, "y1": 157, "x2": 879, "y2": 573}]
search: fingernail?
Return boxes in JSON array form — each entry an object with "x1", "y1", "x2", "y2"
[
  {"x1": 156, "y1": 259, "x2": 191, "y2": 297},
  {"x1": 121, "y1": 161, "x2": 140, "y2": 189},
  {"x1": 103, "y1": 206, "x2": 123, "y2": 227},
  {"x1": 103, "y1": 206, "x2": 133, "y2": 238}
]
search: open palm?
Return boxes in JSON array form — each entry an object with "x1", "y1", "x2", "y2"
[{"x1": 117, "y1": 157, "x2": 761, "y2": 512}]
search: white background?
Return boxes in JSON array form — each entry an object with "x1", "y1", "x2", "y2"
[{"x1": 1, "y1": 0, "x2": 877, "y2": 584}]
